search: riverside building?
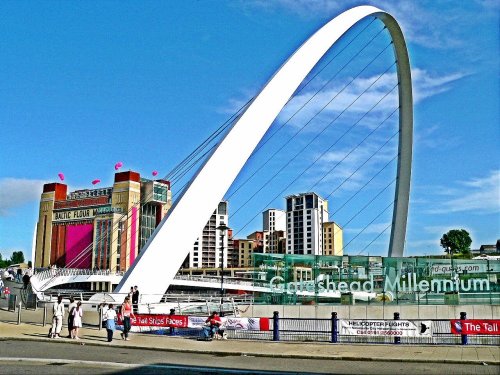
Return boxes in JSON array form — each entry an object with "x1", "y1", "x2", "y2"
[
  {"x1": 323, "y1": 221, "x2": 343, "y2": 256},
  {"x1": 263, "y1": 208, "x2": 286, "y2": 254},
  {"x1": 34, "y1": 171, "x2": 171, "y2": 272},
  {"x1": 186, "y1": 201, "x2": 229, "y2": 269},
  {"x1": 286, "y1": 192, "x2": 329, "y2": 255}
]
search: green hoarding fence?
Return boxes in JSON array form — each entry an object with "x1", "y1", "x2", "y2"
[{"x1": 252, "y1": 254, "x2": 500, "y2": 305}]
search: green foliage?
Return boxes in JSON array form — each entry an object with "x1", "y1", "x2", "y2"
[
  {"x1": 10, "y1": 251, "x2": 25, "y2": 264},
  {"x1": 0, "y1": 253, "x2": 9, "y2": 268},
  {"x1": 440, "y1": 229, "x2": 472, "y2": 256}
]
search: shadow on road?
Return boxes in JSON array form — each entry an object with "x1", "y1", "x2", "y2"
[{"x1": 109, "y1": 363, "x2": 322, "y2": 375}]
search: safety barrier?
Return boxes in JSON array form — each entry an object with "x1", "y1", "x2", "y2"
[
  {"x1": 5, "y1": 295, "x2": 498, "y2": 346},
  {"x1": 106, "y1": 309, "x2": 499, "y2": 346},
  {"x1": 259, "y1": 311, "x2": 500, "y2": 346}
]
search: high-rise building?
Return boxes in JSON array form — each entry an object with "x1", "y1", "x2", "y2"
[
  {"x1": 188, "y1": 201, "x2": 229, "y2": 269},
  {"x1": 323, "y1": 221, "x2": 343, "y2": 256},
  {"x1": 233, "y1": 231, "x2": 264, "y2": 267},
  {"x1": 262, "y1": 209, "x2": 286, "y2": 253},
  {"x1": 34, "y1": 171, "x2": 172, "y2": 272},
  {"x1": 285, "y1": 192, "x2": 329, "y2": 255},
  {"x1": 226, "y1": 229, "x2": 238, "y2": 268},
  {"x1": 233, "y1": 239, "x2": 254, "y2": 267}
]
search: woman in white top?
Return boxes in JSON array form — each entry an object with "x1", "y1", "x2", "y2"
[
  {"x1": 104, "y1": 304, "x2": 117, "y2": 342},
  {"x1": 71, "y1": 301, "x2": 83, "y2": 339}
]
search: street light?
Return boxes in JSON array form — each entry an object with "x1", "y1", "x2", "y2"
[{"x1": 216, "y1": 223, "x2": 229, "y2": 308}]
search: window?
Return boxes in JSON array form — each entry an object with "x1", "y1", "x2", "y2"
[{"x1": 305, "y1": 195, "x2": 313, "y2": 209}]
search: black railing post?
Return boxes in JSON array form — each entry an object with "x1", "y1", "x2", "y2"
[
  {"x1": 272, "y1": 311, "x2": 280, "y2": 341},
  {"x1": 331, "y1": 312, "x2": 338, "y2": 343},
  {"x1": 394, "y1": 312, "x2": 401, "y2": 344},
  {"x1": 42, "y1": 303, "x2": 47, "y2": 327},
  {"x1": 460, "y1": 311, "x2": 468, "y2": 345}
]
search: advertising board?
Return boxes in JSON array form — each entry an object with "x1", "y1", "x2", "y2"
[
  {"x1": 450, "y1": 320, "x2": 500, "y2": 335},
  {"x1": 339, "y1": 319, "x2": 432, "y2": 337}
]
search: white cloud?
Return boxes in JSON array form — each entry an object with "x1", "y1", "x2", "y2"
[
  {"x1": 271, "y1": 68, "x2": 466, "y2": 133},
  {"x1": 0, "y1": 178, "x2": 47, "y2": 216},
  {"x1": 314, "y1": 137, "x2": 396, "y2": 179},
  {"x1": 423, "y1": 225, "x2": 471, "y2": 235},
  {"x1": 426, "y1": 170, "x2": 500, "y2": 214},
  {"x1": 344, "y1": 221, "x2": 392, "y2": 234},
  {"x1": 245, "y1": 0, "x2": 494, "y2": 50}
]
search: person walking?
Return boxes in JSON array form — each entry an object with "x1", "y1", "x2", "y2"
[
  {"x1": 71, "y1": 301, "x2": 83, "y2": 339},
  {"x1": 104, "y1": 304, "x2": 117, "y2": 342},
  {"x1": 120, "y1": 296, "x2": 135, "y2": 341},
  {"x1": 66, "y1": 297, "x2": 77, "y2": 338},
  {"x1": 22, "y1": 273, "x2": 30, "y2": 289},
  {"x1": 50, "y1": 296, "x2": 65, "y2": 339},
  {"x1": 100, "y1": 303, "x2": 109, "y2": 329},
  {"x1": 132, "y1": 286, "x2": 139, "y2": 314},
  {"x1": 168, "y1": 308, "x2": 177, "y2": 335},
  {"x1": 16, "y1": 268, "x2": 22, "y2": 283}
]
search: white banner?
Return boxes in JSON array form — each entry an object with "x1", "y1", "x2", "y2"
[
  {"x1": 188, "y1": 316, "x2": 206, "y2": 329},
  {"x1": 187, "y1": 316, "x2": 265, "y2": 330},
  {"x1": 339, "y1": 319, "x2": 432, "y2": 337}
]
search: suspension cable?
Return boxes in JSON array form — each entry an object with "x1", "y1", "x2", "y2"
[
  {"x1": 231, "y1": 61, "x2": 396, "y2": 218},
  {"x1": 227, "y1": 40, "x2": 393, "y2": 200}
]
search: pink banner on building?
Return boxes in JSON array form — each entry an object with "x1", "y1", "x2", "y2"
[
  {"x1": 130, "y1": 206, "x2": 137, "y2": 265},
  {"x1": 65, "y1": 223, "x2": 93, "y2": 268}
]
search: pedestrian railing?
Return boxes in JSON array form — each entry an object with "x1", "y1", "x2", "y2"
[
  {"x1": 250, "y1": 311, "x2": 499, "y2": 346},
  {"x1": 5, "y1": 294, "x2": 499, "y2": 346},
  {"x1": 161, "y1": 311, "x2": 499, "y2": 346}
]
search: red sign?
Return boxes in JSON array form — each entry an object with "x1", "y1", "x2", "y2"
[
  {"x1": 117, "y1": 314, "x2": 188, "y2": 328},
  {"x1": 451, "y1": 320, "x2": 500, "y2": 335}
]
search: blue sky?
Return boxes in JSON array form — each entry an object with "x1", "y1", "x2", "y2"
[{"x1": 0, "y1": 0, "x2": 498, "y2": 262}]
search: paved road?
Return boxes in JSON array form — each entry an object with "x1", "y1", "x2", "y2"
[{"x1": 1, "y1": 341, "x2": 498, "y2": 374}]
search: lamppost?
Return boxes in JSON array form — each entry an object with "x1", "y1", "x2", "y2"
[{"x1": 217, "y1": 223, "x2": 228, "y2": 310}]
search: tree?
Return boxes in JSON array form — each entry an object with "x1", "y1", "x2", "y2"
[
  {"x1": 10, "y1": 251, "x2": 25, "y2": 264},
  {"x1": 0, "y1": 253, "x2": 10, "y2": 268},
  {"x1": 440, "y1": 229, "x2": 472, "y2": 256}
]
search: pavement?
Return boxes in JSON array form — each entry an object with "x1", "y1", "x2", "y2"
[{"x1": 0, "y1": 311, "x2": 498, "y2": 366}]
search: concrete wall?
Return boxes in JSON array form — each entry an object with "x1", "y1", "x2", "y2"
[{"x1": 240, "y1": 304, "x2": 500, "y2": 319}]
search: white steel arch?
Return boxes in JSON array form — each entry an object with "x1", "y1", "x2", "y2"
[{"x1": 115, "y1": 5, "x2": 413, "y2": 302}]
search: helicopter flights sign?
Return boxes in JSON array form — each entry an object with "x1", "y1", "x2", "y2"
[{"x1": 339, "y1": 319, "x2": 433, "y2": 337}]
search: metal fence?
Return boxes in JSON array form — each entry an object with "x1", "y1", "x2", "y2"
[
  {"x1": 249, "y1": 312, "x2": 500, "y2": 346},
  {"x1": 4, "y1": 293, "x2": 498, "y2": 346},
  {"x1": 167, "y1": 312, "x2": 500, "y2": 346}
]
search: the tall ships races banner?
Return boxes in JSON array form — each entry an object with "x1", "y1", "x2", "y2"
[
  {"x1": 116, "y1": 314, "x2": 270, "y2": 333},
  {"x1": 450, "y1": 320, "x2": 500, "y2": 335}
]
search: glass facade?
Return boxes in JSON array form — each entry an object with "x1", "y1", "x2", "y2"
[
  {"x1": 94, "y1": 219, "x2": 112, "y2": 269},
  {"x1": 252, "y1": 254, "x2": 500, "y2": 305},
  {"x1": 139, "y1": 203, "x2": 157, "y2": 251},
  {"x1": 153, "y1": 184, "x2": 168, "y2": 203}
]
